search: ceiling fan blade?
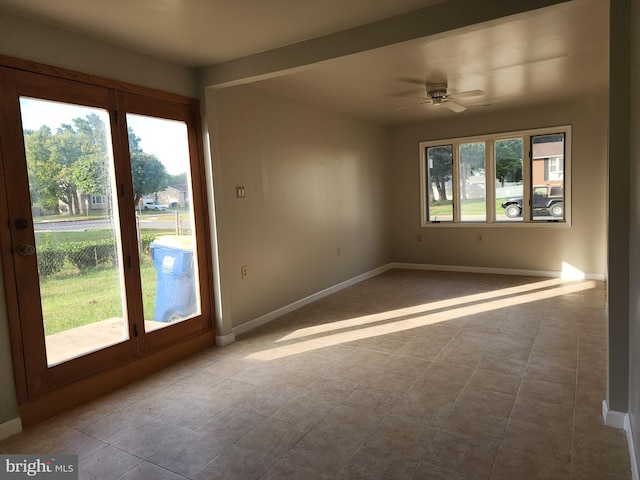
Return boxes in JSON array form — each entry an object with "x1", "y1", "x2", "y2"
[
  {"x1": 396, "y1": 77, "x2": 428, "y2": 86},
  {"x1": 442, "y1": 100, "x2": 466, "y2": 113},
  {"x1": 446, "y1": 89, "x2": 485, "y2": 99},
  {"x1": 395, "y1": 100, "x2": 431, "y2": 111}
]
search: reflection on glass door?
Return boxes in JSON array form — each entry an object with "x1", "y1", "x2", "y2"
[
  {"x1": 425, "y1": 145, "x2": 453, "y2": 222},
  {"x1": 459, "y1": 142, "x2": 486, "y2": 222},
  {"x1": 126, "y1": 114, "x2": 201, "y2": 331},
  {"x1": 494, "y1": 138, "x2": 524, "y2": 222},
  {"x1": 19, "y1": 97, "x2": 128, "y2": 366}
]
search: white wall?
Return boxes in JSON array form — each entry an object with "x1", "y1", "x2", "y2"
[
  {"x1": 626, "y1": 0, "x2": 640, "y2": 464},
  {"x1": 388, "y1": 97, "x2": 609, "y2": 277},
  {"x1": 0, "y1": 12, "x2": 197, "y2": 98},
  {"x1": 206, "y1": 85, "x2": 391, "y2": 333}
]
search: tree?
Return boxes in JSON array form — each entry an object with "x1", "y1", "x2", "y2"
[
  {"x1": 25, "y1": 116, "x2": 168, "y2": 214},
  {"x1": 69, "y1": 114, "x2": 111, "y2": 198},
  {"x1": 495, "y1": 139, "x2": 523, "y2": 187},
  {"x1": 428, "y1": 146, "x2": 452, "y2": 202},
  {"x1": 128, "y1": 127, "x2": 169, "y2": 205},
  {"x1": 24, "y1": 126, "x2": 62, "y2": 214}
]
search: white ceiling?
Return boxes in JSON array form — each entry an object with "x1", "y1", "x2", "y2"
[
  {"x1": 0, "y1": 0, "x2": 609, "y2": 125},
  {"x1": 0, "y1": 0, "x2": 447, "y2": 66}
]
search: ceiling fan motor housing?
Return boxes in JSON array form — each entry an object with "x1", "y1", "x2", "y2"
[{"x1": 426, "y1": 83, "x2": 448, "y2": 99}]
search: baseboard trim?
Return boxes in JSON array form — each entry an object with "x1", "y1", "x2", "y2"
[
  {"x1": 232, "y1": 264, "x2": 392, "y2": 337},
  {"x1": 603, "y1": 401, "x2": 639, "y2": 480},
  {"x1": 0, "y1": 417, "x2": 22, "y2": 441},
  {"x1": 391, "y1": 262, "x2": 605, "y2": 281},
  {"x1": 216, "y1": 332, "x2": 236, "y2": 346},
  {"x1": 230, "y1": 262, "x2": 604, "y2": 339}
]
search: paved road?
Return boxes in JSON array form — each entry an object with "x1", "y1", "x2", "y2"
[{"x1": 33, "y1": 214, "x2": 191, "y2": 232}]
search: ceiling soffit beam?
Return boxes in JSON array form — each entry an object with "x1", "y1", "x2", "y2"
[{"x1": 198, "y1": 0, "x2": 571, "y2": 90}]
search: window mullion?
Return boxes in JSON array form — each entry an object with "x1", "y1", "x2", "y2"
[
  {"x1": 452, "y1": 143, "x2": 460, "y2": 223},
  {"x1": 486, "y1": 140, "x2": 496, "y2": 223}
]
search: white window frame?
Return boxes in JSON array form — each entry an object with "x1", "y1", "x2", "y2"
[{"x1": 419, "y1": 125, "x2": 571, "y2": 227}]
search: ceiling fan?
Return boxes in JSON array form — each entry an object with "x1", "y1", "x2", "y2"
[{"x1": 397, "y1": 82, "x2": 484, "y2": 113}]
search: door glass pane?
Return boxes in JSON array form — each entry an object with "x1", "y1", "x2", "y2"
[
  {"x1": 426, "y1": 145, "x2": 453, "y2": 222},
  {"x1": 459, "y1": 142, "x2": 486, "y2": 222},
  {"x1": 20, "y1": 97, "x2": 128, "y2": 367},
  {"x1": 531, "y1": 133, "x2": 565, "y2": 221},
  {"x1": 126, "y1": 114, "x2": 201, "y2": 331},
  {"x1": 495, "y1": 138, "x2": 524, "y2": 222}
]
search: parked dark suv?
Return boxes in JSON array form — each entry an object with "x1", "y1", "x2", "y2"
[{"x1": 501, "y1": 185, "x2": 564, "y2": 218}]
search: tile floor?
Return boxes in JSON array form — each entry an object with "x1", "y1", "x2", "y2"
[{"x1": 0, "y1": 269, "x2": 632, "y2": 479}]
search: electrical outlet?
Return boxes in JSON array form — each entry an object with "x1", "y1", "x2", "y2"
[
  {"x1": 236, "y1": 186, "x2": 246, "y2": 198},
  {"x1": 476, "y1": 233, "x2": 483, "y2": 243},
  {"x1": 241, "y1": 265, "x2": 248, "y2": 279}
]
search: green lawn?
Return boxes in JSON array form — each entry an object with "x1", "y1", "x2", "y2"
[
  {"x1": 428, "y1": 198, "x2": 510, "y2": 218},
  {"x1": 37, "y1": 229, "x2": 177, "y2": 335},
  {"x1": 41, "y1": 260, "x2": 157, "y2": 335}
]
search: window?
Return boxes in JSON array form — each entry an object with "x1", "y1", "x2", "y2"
[{"x1": 420, "y1": 126, "x2": 571, "y2": 225}]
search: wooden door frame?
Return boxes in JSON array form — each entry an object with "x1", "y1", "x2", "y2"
[{"x1": 0, "y1": 55, "x2": 216, "y2": 420}]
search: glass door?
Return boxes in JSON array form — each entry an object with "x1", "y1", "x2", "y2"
[
  {"x1": 0, "y1": 69, "x2": 212, "y2": 399},
  {"x1": 20, "y1": 97, "x2": 129, "y2": 367}
]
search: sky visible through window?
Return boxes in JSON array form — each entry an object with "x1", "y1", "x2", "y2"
[{"x1": 19, "y1": 97, "x2": 188, "y2": 175}]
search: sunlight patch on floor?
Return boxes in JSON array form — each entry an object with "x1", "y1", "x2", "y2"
[{"x1": 244, "y1": 279, "x2": 596, "y2": 362}]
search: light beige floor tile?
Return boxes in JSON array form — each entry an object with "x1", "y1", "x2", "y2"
[
  {"x1": 1, "y1": 271, "x2": 629, "y2": 480},
  {"x1": 524, "y1": 362, "x2": 577, "y2": 386},
  {"x1": 571, "y1": 464, "x2": 631, "y2": 479},
  {"x1": 465, "y1": 368, "x2": 521, "y2": 395},
  {"x1": 111, "y1": 419, "x2": 192, "y2": 460},
  {"x1": 335, "y1": 444, "x2": 418, "y2": 480},
  {"x1": 412, "y1": 462, "x2": 479, "y2": 480},
  {"x1": 423, "y1": 430, "x2": 498, "y2": 480},
  {"x1": 271, "y1": 395, "x2": 338, "y2": 428},
  {"x1": 158, "y1": 396, "x2": 229, "y2": 429},
  {"x1": 340, "y1": 386, "x2": 403, "y2": 414},
  {"x1": 510, "y1": 395, "x2": 574, "y2": 431},
  {"x1": 314, "y1": 404, "x2": 384, "y2": 442},
  {"x1": 78, "y1": 445, "x2": 143, "y2": 480},
  {"x1": 382, "y1": 354, "x2": 431, "y2": 378},
  {"x1": 441, "y1": 406, "x2": 508, "y2": 446},
  {"x1": 422, "y1": 360, "x2": 474, "y2": 385},
  {"x1": 518, "y1": 378, "x2": 576, "y2": 406},
  {"x1": 454, "y1": 386, "x2": 516, "y2": 418},
  {"x1": 281, "y1": 429, "x2": 361, "y2": 477},
  {"x1": 147, "y1": 430, "x2": 230, "y2": 478},
  {"x1": 260, "y1": 461, "x2": 332, "y2": 480},
  {"x1": 490, "y1": 447, "x2": 571, "y2": 480},
  {"x1": 195, "y1": 406, "x2": 266, "y2": 443},
  {"x1": 192, "y1": 444, "x2": 276, "y2": 480},
  {"x1": 364, "y1": 414, "x2": 437, "y2": 460},
  {"x1": 502, "y1": 418, "x2": 573, "y2": 463},
  {"x1": 236, "y1": 417, "x2": 309, "y2": 460},
  {"x1": 78, "y1": 410, "x2": 157, "y2": 444},
  {"x1": 117, "y1": 461, "x2": 188, "y2": 480},
  {"x1": 572, "y1": 423, "x2": 632, "y2": 477}
]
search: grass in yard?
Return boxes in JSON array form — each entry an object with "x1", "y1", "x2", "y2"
[
  {"x1": 428, "y1": 198, "x2": 513, "y2": 218},
  {"x1": 41, "y1": 255, "x2": 158, "y2": 336}
]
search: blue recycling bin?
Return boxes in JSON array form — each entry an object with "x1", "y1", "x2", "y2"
[{"x1": 150, "y1": 236, "x2": 197, "y2": 322}]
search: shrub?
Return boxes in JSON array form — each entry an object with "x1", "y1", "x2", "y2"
[
  {"x1": 63, "y1": 239, "x2": 116, "y2": 270},
  {"x1": 37, "y1": 247, "x2": 66, "y2": 277},
  {"x1": 139, "y1": 233, "x2": 156, "y2": 255}
]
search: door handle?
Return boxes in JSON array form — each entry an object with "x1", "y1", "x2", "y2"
[
  {"x1": 14, "y1": 218, "x2": 29, "y2": 230},
  {"x1": 17, "y1": 244, "x2": 36, "y2": 256}
]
